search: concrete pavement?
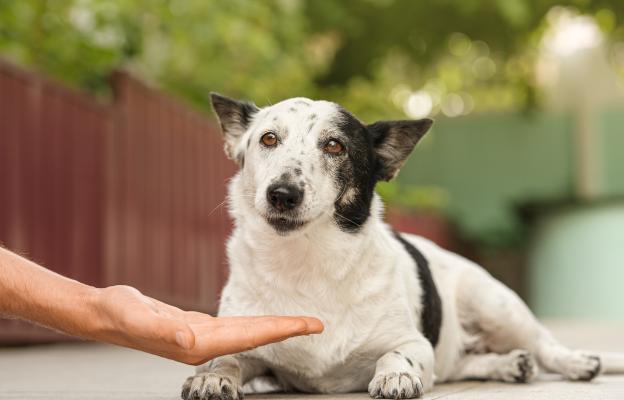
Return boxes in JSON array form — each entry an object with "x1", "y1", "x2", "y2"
[{"x1": 1, "y1": 321, "x2": 623, "y2": 399}]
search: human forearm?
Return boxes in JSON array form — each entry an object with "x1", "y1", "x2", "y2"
[
  {"x1": 0, "y1": 246, "x2": 323, "y2": 364},
  {"x1": 0, "y1": 246, "x2": 100, "y2": 338}
]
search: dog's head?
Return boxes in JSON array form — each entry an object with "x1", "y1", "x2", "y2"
[{"x1": 211, "y1": 93, "x2": 432, "y2": 235}]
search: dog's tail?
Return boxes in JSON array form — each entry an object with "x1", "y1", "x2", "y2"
[{"x1": 602, "y1": 352, "x2": 624, "y2": 374}]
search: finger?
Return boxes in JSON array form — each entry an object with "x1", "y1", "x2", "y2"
[
  {"x1": 201, "y1": 315, "x2": 324, "y2": 334},
  {"x1": 190, "y1": 316, "x2": 323, "y2": 358},
  {"x1": 297, "y1": 316, "x2": 324, "y2": 333},
  {"x1": 239, "y1": 316, "x2": 324, "y2": 342}
]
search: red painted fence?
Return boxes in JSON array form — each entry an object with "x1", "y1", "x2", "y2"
[{"x1": 0, "y1": 59, "x2": 235, "y2": 343}]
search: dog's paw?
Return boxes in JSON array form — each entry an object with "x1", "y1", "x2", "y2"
[
  {"x1": 499, "y1": 350, "x2": 538, "y2": 383},
  {"x1": 181, "y1": 373, "x2": 243, "y2": 400},
  {"x1": 368, "y1": 372, "x2": 424, "y2": 399},
  {"x1": 560, "y1": 352, "x2": 602, "y2": 381}
]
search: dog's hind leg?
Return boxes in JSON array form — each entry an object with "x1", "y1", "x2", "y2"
[
  {"x1": 533, "y1": 332, "x2": 602, "y2": 380},
  {"x1": 456, "y1": 264, "x2": 602, "y2": 381},
  {"x1": 450, "y1": 349, "x2": 538, "y2": 383}
]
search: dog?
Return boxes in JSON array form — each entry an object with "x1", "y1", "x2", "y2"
[{"x1": 181, "y1": 94, "x2": 624, "y2": 399}]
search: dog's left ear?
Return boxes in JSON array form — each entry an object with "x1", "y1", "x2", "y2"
[
  {"x1": 210, "y1": 92, "x2": 260, "y2": 161},
  {"x1": 368, "y1": 119, "x2": 433, "y2": 181}
]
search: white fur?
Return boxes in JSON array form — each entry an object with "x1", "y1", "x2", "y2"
[{"x1": 182, "y1": 98, "x2": 610, "y2": 400}]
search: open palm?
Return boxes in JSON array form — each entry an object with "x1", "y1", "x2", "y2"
[{"x1": 94, "y1": 285, "x2": 323, "y2": 365}]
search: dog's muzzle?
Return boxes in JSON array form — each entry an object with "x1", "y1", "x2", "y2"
[
  {"x1": 267, "y1": 183, "x2": 303, "y2": 212},
  {"x1": 265, "y1": 183, "x2": 306, "y2": 233}
]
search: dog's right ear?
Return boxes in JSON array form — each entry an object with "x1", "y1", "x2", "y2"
[{"x1": 210, "y1": 92, "x2": 259, "y2": 160}]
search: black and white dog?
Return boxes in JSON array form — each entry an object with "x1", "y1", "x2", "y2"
[{"x1": 182, "y1": 94, "x2": 623, "y2": 399}]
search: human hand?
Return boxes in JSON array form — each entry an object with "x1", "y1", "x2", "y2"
[{"x1": 91, "y1": 285, "x2": 323, "y2": 365}]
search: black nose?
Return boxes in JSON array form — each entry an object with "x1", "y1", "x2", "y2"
[{"x1": 267, "y1": 184, "x2": 303, "y2": 212}]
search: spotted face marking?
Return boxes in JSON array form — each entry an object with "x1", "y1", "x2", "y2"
[{"x1": 209, "y1": 94, "x2": 433, "y2": 235}]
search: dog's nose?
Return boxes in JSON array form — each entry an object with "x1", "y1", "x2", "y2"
[{"x1": 267, "y1": 184, "x2": 303, "y2": 212}]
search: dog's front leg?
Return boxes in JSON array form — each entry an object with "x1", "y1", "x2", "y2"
[
  {"x1": 181, "y1": 355, "x2": 266, "y2": 400},
  {"x1": 368, "y1": 337, "x2": 435, "y2": 399}
]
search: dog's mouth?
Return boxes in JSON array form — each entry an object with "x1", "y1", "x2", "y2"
[{"x1": 265, "y1": 215, "x2": 307, "y2": 234}]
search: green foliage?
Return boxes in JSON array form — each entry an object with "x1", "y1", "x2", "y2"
[
  {"x1": 2, "y1": 0, "x2": 623, "y2": 117},
  {"x1": 377, "y1": 181, "x2": 450, "y2": 214},
  {"x1": 0, "y1": 0, "x2": 324, "y2": 107},
  {"x1": 2, "y1": 0, "x2": 624, "y2": 245}
]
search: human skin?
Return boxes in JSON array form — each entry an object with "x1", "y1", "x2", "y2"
[{"x1": 0, "y1": 246, "x2": 323, "y2": 365}]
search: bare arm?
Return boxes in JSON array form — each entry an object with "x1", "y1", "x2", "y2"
[{"x1": 0, "y1": 247, "x2": 323, "y2": 364}]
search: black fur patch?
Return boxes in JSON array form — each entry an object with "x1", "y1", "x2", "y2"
[
  {"x1": 405, "y1": 357, "x2": 414, "y2": 367},
  {"x1": 331, "y1": 109, "x2": 377, "y2": 233},
  {"x1": 294, "y1": 168, "x2": 302, "y2": 176},
  {"x1": 393, "y1": 232, "x2": 442, "y2": 348},
  {"x1": 295, "y1": 100, "x2": 311, "y2": 107}
]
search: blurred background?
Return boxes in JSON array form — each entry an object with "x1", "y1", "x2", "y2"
[{"x1": 1, "y1": 0, "x2": 623, "y2": 344}]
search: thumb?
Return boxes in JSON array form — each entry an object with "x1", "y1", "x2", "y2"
[{"x1": 154, "y1": 317, "x2": 196, "y2": 350}]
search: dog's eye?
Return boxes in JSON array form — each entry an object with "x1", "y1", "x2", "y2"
[
  {"x1": 260, "y1": 131, "x2": 278, "y2": 147},
  {"x1": 323, "y1": 139, "x2": 344, "y2": 155}
]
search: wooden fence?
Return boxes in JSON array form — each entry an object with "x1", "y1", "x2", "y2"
[{"x1": 0, "y1": 59, "x2": 235, "y2": 343}]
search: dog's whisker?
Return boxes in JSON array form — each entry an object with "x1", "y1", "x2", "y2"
[
  {"x1": 208, "y1": 194, "x2": 256, "y2": 217},
  {"x1": 207, "y1": 199, "x2": 229, "y2": 217},
  {"x1": 328, "y1": 210, "x2": 362, "y2": 228},
  {"x1": 335, "y1": 184, "x2": 348, "y2": 203}
]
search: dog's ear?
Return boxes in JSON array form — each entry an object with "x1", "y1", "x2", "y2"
[
  {"x1": 368, "y1": 119, "x2": 433, "y2": 181},
  {"x1": 210, "y1": 92, "x2": 260, "y2": 160}
]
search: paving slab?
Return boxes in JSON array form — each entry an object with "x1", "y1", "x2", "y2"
[{"x1": 1, "y1": 321, "x2": 623, "y2": 400}]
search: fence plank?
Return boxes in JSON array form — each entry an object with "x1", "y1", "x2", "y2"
[{"x1": 0, "y1": 61, "x2": 233, "y2": 343}]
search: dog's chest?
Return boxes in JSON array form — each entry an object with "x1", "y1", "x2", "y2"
[
  {"x1": 222, "y1": 262, "x2": 416, "y2": 390},
  {"x1": 221, "y1": 228, "x2": 422, "y2": 390},
  {"x1": 225, "y1": 280, "x2": 379, "y2": 368}
]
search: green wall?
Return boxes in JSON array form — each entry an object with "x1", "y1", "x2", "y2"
[
  {"x1": 601, "y1": 107, "x2": 624, "y2": 195},
  {"x1": 397, "y1": 110, "x2": 624, "y2": 320},
  {"x1": 398, "y1": 112, "x2": 575, "y2": 244},
  {"x1": 528, "y1": 203, "x2": 624, "y2": 321}
]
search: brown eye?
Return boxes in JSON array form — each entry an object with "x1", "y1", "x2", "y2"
[
  {"x1": 324, "y1": 139, "x2": 344, "y2": 154},
  {"x1": 261, "y1": 131, "x2": 278, "y2": 147}
]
